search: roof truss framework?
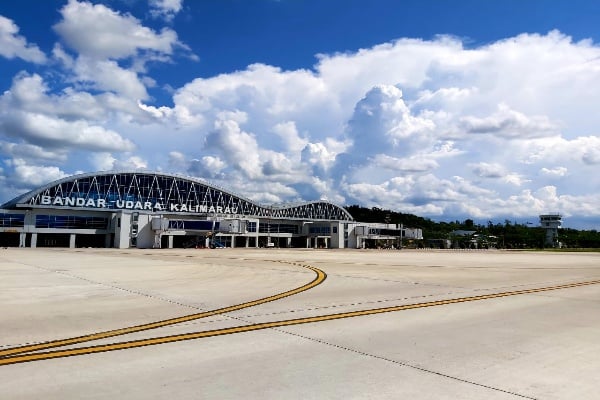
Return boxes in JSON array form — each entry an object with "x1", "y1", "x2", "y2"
[{"x1": 6, "y1": 171, "x2": 353, "y2": 221}]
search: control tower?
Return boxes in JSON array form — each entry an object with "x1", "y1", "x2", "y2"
[{"x1": 539, "y1": 214, "x2": 562, "y2": 247}]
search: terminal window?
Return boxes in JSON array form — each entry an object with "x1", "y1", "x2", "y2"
[
  {"x1": 35, "y1": 215, "x2": 108, "y2": 229},
  {"x1": 0, "y1": 213, "x2": 25, "y2": 228}
]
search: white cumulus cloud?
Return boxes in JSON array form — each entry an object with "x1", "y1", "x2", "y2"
[
  {"x1": 0, "y1": 111, "x2": 135, "y2": 152},
  {"x1": 149, "y1": 0, "x2": 184, "y2": 21},
  {"x1": 460, "y1": 103, "x2": 559, "y2": 139},
  {"x1": 540, "y1": 166, "x2": 568, "y2": 177},
  {"x1": 8, "y1": 159, "x2": 67, "y2": 187},
  {"x1": 54, "y1": 0, "x2": 182, "y2": 60},
  {"x1": 0, "y1": 15, "x2": 46, "y2": 63},
  {"x1": 3, "y1": 15, "x2": 600, "y2": 225}
]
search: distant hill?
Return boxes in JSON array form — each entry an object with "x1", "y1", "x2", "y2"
[
  {"x1": 344, "y1": 205, "x2": 600, "y2": 248},
  {"x1": 344, "y1": 205, "x2": 434, "y2": 228}
]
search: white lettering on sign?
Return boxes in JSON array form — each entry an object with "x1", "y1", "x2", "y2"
[
  {"x1": 38, "y1": 195, "x2": 239, "y2": 214},
  {"x1": 41, "y1": 195, "x2": 110, "y2": 209}
]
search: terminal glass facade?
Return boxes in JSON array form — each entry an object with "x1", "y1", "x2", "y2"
[
  {"x1": 35, "y1": 215, "x2": 108, "y2": 229},
  {"x1": 0, "y1": 213, "x2": 24, "y2": 228}
]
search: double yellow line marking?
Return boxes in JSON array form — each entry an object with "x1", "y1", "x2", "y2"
[
  {"x1": 0, "y1": 262, "x2": 326, "y2": 363},
  {"x1": 2, "y1": 267, "x2": 600, "y2": 366}
]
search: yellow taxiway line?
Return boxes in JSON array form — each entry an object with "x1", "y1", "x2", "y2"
[
  {"x1": 0, "y1": 262, "x2": 326, "y2": 358},
  {"x1": 2, "y1": 277, "x2": 599, "y2": 366}
]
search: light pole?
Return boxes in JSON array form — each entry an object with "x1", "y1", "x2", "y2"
[{"x1": 399, "y1": 223, "x2": 403, "y2": 250}]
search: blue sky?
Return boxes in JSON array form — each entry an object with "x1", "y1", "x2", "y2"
[{"x1": 1, "y1": 0, "x2": 600, "y2": 228}]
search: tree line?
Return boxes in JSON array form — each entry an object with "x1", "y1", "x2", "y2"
[{"x1": 345, "y1": 205, "x2": 600, "y2": 249}]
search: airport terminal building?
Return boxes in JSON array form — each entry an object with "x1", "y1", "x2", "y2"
[{"x1": 0, "y1": 171, "x2": 422, "y2": 249}]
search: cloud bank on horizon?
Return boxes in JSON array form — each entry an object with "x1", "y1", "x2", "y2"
[{"x1": 0, "y1": 0, "x2": 599, "y2": 228}]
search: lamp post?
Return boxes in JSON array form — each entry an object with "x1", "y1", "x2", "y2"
[{"x1": 399, "y1": 223, "x2": 403, "y2": 250}]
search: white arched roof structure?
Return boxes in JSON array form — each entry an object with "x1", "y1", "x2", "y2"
[{"x1": 2, "y1": 171, "x2": 354, "y2": 221}]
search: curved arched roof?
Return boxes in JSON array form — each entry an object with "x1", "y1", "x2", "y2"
[{"x1": 2, "y1": 170, "x2": 354, "y2": 221}]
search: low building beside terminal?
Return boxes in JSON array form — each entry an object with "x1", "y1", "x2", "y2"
[{"x1": 0, "y1": 171, "x2": 422, "y2": 249}]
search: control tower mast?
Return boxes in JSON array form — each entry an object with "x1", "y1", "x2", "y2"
[{"x1": 539, "y1": 214, "x2": 562, "y2": 248}]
